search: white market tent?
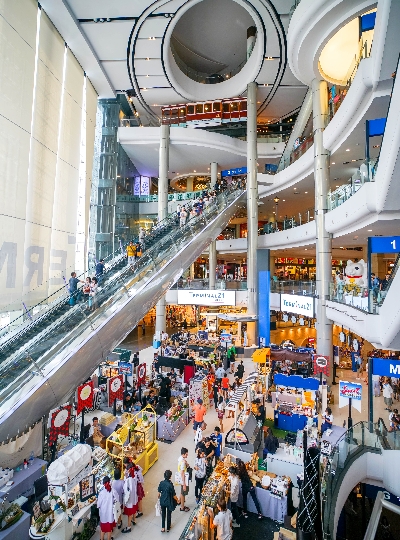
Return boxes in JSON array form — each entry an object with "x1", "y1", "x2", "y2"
[{"x1": 47, "y1": 444, "x2": 92, "y2": 485}]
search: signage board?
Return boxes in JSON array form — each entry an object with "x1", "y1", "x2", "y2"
[
  {"x1": 118, "y1": 362, "x2": 133, "y2": 376},
  {"x1": 134, "y1": 177, "x2": 140, "y2": 196},
  {"x1": 339, "y1": 381, "x2": 362, "y2": 400},
  {"x1": 313, "y1": 355, "x2": 330, "y2": 376},
  {"x1": 140, "y1": 176, "x2": 150, "y2": 195},
  {"x1": 369, "y1": 236, "x2": 400, "y2": 253},
  {"x1": 177, "y1": 289, "x2": 236, "y2": 306},
  {"x1": 372, "y1": 357, "x2": 400, "y2": 378},
  {"x1": 221, "y1": 166, "x2": 247, "y2": 178},
  {"x1": 220, "y1": 333, "x2": 232, "y2": 343},
  {"x1": 280, "y1": 294, "x2": 314, "y2": 317}
]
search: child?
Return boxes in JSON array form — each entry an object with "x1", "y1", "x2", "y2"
[
  {"x1": 210, "y1": 426, "x2": 223, "y2": 466},
  {"x1": 194, "y1": 448, "x2": 207, "y2": 503}
]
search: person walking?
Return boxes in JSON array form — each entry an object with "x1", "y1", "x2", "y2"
[
  {"x1": 383, "y1": 378, "x2": 394, "y2": 411},
  {"x1": 192, "y1": 398, "x2": 207, "y2": 437},
  {"x1": 236, "y1": 459, "x2": 263, "y2": 519},
  {"x1": 135, "y1": 464, "x2": 145, "y2": 518},
  {"x1": 126, "y1": 241, "x2": 136, "y2": 268},
  {"x1": 97, "y1": 476, "x2": 117, "y2": 540},
  {"x1": 194, "y1": 448, "x2": 207, "y2": 503},
  {"x1": 89, "y1": 277, "x2": 98, "y2": 311},
  {"x1": 158, "y1": 470, "x2": 177, "y2": 532},
  {"x1": 235, "y1": 360, "x2": 245, "y2": 383},
  {"x1": 216, "y1": 397, "x2": 226, "y2": 433},
  {"x1": 178, "y1": 447, "x2": 190, "y2": 512},
  {"x1": 213, "y1": 380, "x2": 220, "y2": 410},
  {"x1": 228, "y1": 466, "x2": 241, "y2": 527},
  {"x1": 221, "y1": 373, "x2": 230, "y2": 401},
  {"x1": 211, "y1": 426, "x2": 223, "y2": 464},
  {"x1": 180, "y1": 206, "x2": 187, "y2": 227},
  {"x1": 121, "y1": 463, "x2": 138, "y2": 532},
  {"x1": 112, "y1": 468, "x2": 124, "y2": 529}
]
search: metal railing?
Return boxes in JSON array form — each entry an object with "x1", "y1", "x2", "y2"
[
  {"x1": 277, "y1": 134, "x2": 314, "y2": 170},
  {"x1": 116, "y1": 190, "x2": 205, "y2": 203},
  {"x1": 260, "y1": 208, "x2": 315, "y2": 235},
  {"x1": 327, "y1": 159, "x2": 378, "y2": 210},
  {"x1": 270, "y1": 279, "x2": 316, "y2": 297}
]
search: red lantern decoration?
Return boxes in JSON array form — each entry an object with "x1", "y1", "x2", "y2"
[
  {"x1": 76, "y1": 381, "x2": 94, "y2": 416},
  {"x1": 108, "y1": 375, "x2": 124, "y2": 406},
  {"x1": 49, "y1": 405, "x2": 72, "y2": 445}
]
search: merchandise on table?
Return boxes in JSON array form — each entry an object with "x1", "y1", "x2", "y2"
[
  {"x1": 106, "y1": 405, "x2": 158, "y2": 473},
  {"x1": 0, "y1": 501, "x2": 24, "y2": 531},
  {"x1": 189, "y1": 374, "x2": 210, "y2": 418},
  {"x1": 272, "y1": 374, "x2": 318, "y2": 432}
]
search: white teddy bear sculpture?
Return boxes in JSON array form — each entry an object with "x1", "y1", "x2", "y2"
[{"x1": 344, "y1": 259, "x2": 367, "y2": 286}]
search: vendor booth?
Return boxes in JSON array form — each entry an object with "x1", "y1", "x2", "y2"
[
  {"x1": 271, "y1": 349, "x2": 313, "y2": 377},
  {"x1": 189, "y1": 373, "x2": 210, "y2": 418},
  {"x1": 273, "y1": 374, "x2": 318, "y2": 432}
]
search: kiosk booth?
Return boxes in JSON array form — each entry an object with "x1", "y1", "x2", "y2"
[{"x1": 273, "y1": 374, "x2": 318, "y2": 432}]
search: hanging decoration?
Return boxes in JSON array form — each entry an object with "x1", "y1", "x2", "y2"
[
  {"x1": 137, "y1": 363, "x2": 147, "y2": 387},
  {"x1": 76, "y1": 381, "x2": 94, "y2": 416},
  {"x1": 49, "y1": 404, "x2": 72, "y2": 445},
  {"x1": 108, "y1": 375, "x2": 124, "y2": 406}
]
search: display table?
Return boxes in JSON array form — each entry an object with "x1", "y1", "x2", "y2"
[
  {"x1": 238, "y1": 486, "x2": 287, "y2": 522},
  {"x1": 264, "y1": 448, "x2": 303, "y2": 480},
  {"x1": 100, "y1": 418, "x2": 120, "y2": 438},
  {"x1": 275, "y1": 412, "x2": 317, "y2": 432},
  {"x1": 157, "y1": 410, "x2": 189, "y2": 441},
  {"x1": 272, "y1": 392, "x2": 300, "y2": 408},
  {"x1": 0, "y1": 510, "x2": 30, "y2": 540},
  {"x1": 0, "y1": 459, "x2": 47, "y2": 500}
]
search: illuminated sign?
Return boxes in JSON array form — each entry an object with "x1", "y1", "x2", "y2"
[
  {"x1": 177, "y1": 290, "x2": 236, "y2": 306},
  {"x1": 280, "y1": 294, "x2": 314, "y2": 317}
]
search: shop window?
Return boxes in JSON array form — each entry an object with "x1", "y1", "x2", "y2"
[
  {"x1": 196, "y1": 104, "x2": 203, "y2": 114},
  {"x1": 187, "y1": 105, "x2": 195, "y2": 115},
  {"x1": 213, "y1": 102, "x2": 221, "y2": 112}
]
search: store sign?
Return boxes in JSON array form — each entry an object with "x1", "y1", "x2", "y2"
[
  {"x1": 119, "y1": 362, "x2": 133, "y2": 376},
  {"x1": 313, "y1": 355, "x2": 330, "y2": 376},
  {"x1": 372, "y1": 357, "x2": 400, "y2": 377},
  {"x1": 280, "y1": 294, "x2": 314, "y2": 317},
  {"x1": 221, "y1": 166, "x2": 247, "y2": 177},
  {"x1": 220, "y1": 333, "x2": 232, "y2": 343},
  {"x1": 134, "y1": 177, "x2": 140, "y2": 196},
  {"x1": 177, "y1": 290, "x2": 236, "y2": 306},
  {"x1": 369, "y1": 236, "x2": 400, "y2": 253},
  {"x1": 339, "y1": 381, "x2": 362, "y2": 400}
]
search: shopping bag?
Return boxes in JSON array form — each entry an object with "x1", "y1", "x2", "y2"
[
  {"x1": 113, "y1": 500, "x2": 122, "y2": 522},
  {"x1": 174, "y1": 472, "x2": 189, "y2": 485},
  {"x1": 194, "y1": 426, "x2": 203, "y2": 445},
  {"x1": 155, "y1": 499, "x2": 161, "y2": 517}
]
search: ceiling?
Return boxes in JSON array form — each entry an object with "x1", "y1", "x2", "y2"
[{"x1": 42, "y1": 0, "x2": 308, "y2": 125}]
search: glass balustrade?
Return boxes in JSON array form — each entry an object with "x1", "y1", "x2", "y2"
[
  {"x1": 259, "y1": 208, "x2": 315, "y2": 235},
  {"x1": 270, "y1": 280, "x2": 316, "y2": 297},
  {"x1": 327, "y1": 159, "x2": 378, "y2": 210},
  {"x1": 0, "y1": 187, "x2": 244, "y2": 409}
]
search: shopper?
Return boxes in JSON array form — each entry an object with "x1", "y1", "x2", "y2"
[
  {"x1": 135, "y1": 464, "x2": 145, "y2": 518},
  {"x1": 126, "y1": 241, "x2": 136, "y2": 268},
  {"x1": 383, "y1": 378, "x2": 394, "y2": 411},
  {"x1": 207, "y1": 499, "x2": 232, "y2": 540},
  {"x1": 263, "y1": 427, "x2": 279, "y2": 457},
  {"x1": 216, "y1": 396, "x2": 226, "y2": 433},
  {"x1": 194, "y1": 448, "x2": 207, "y2": 503},
  {"x1": 158, "y1": 470, "x2": 177, "y2": 532},
  {"x1": 122, "y1": 463, "x2": 138, "y2": 532},
  {"x1": 82, "y1": 277, "x2": 91, "y2": 302},
  {"x1": 180, "y1": 206, "x2": 187, "y2": 227},
  {"x1": 89, "y1": 277, "x2": 98, "y2": 311},
  {"x1": 227, "y1": 345, "x2": 236, "y2": 374},
  {"x1": 389, "y1": 408, "x2": 400, "y2": 431},
  {"x1": 97, "y1": 476, "x2": 117, "y2": 540},
  {"x1": 96, "y1": 258, "x2": 105, "y2": 285},
  {"x1": 321, "y1": 407, "x2": 334, "y2": 434},
  {"x1": 235, "y1": 360, "x2": 245, "y2": 383},
  {"x1": 236, "y1": 459, "x2": 263, "y2": 519},
  {"x1": 193, "y1": 398, "x2": 207, "y2": 435},
  {"x1": 68, "y1": 272, "x2": 83, "y2": 305},
  {"x1": 178, "y1": 447, "x2": 190, "y2": 512},
  {"x1": 213, "y1": 380, "x2": 220, "y2": 410},
  {"x1": 210, "y1": 426, "x2": 223, "y2": 464},
  {"x1": 112, "y1": 468, "x2": 124, "y2": 529},
  {"x1": 228, "y1": 466, "x2": 241, "y2": 527},
  {"x1": 221, "y1": 373, "x2": 229, "y2": 401},
  {"x1": 215, "y1": 363, "x2": 225, "y2": 383}
]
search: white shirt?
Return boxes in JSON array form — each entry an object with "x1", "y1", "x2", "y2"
[
  {"x1": 213, "y1": 509, "x2": 232, "y2": 540},
  {"x1": 324, "y1": 414, "x2": 333, "y2": 424},
  {"x1": 215, "y1": 367, "x2": 225, "y2": 379},
  {"x1": 229, "y1": 475, "x2": 240, "y2": 503},
  {"x1": 383, "y1": 383, "x2": 393, "y2": 398}
]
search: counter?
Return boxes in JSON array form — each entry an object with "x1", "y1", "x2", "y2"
[
  {"x1": 263, "y1": 448, "x2": 303, "y2": 480},
  {"x1": 0, "y1": 510, "x2": 30, "y2": 540},
  {"x1": 275, "y1": 411, "x2": 317, "y2": 432},
  {"x1": 157, "y1": 409, "x2": 189, "y2": 442},
  {"x1": 0, "y1": 459, "x2": 47, "y2": 500},
  {"x1": 238, "y1": 486, "x2": 287, "y2": 522}
]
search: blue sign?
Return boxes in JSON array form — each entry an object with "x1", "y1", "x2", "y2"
[
  {"x1": 369, "y1": 236, "x2": 400, "y2": 253},
  {"x1": 372, "y1": 357, "x2": 400, "y2": 378},
  {"x1": 265, "y1": 163, "x2": 278, "y2": 173},
  {"x1": 274, "y1": 373, "x2": 319, "y2": 390},
  {"x1": 220, "y1": 333, "x2": 232, "y2": 343},
  {"x1": 367, "y1": 118, "x2": 386, "y2": 137},
  {"x1": 339, "y1": 381, "x2": 362, "y2": 400},
  {"x1": 360, "y1": 12, "x2": 376, "y2": 33},
  {"x1": 119, "y1": 362, "x2": 133, "y2": 376},
  {"x1": 221, "y1": 167, "x2": 247, "y2": 178}
]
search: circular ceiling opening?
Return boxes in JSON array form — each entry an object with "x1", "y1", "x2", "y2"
[{"x1": 171, "y1": 0, "x2": 256, "y2": 84}]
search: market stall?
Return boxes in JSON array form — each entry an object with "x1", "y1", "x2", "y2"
[
  {"x1": 157, "y1": 400, "x2": 189, "y2": 442},
  {"x1": 273, "y1": 374, "x2": 318, "y2": 432},
  {"x1": 189, "y1": 373, "x2": 210, "y2": 418},
  {"x1": 106, "y1": 406, "x2": 158, "y2": 473},
  {"x1": 0, "y1": 459, "x2": 47, "y2": 501},
  {"x1": 29, "y1": 444, "x2": 112, "y2": 540},
  {"x1": 271, "y1": 349, "x2": 313, "y2": 377}
]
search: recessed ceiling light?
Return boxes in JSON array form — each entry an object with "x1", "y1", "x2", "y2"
[
  {"x1": 336, "y1": 185, "x2": 339, "y2": 187},
  {"x1": 346, "y1": 149, "x2": 350, "y2": 152},
  {"x1": 368, "y1": 229, "x2": 372, "y2": 231},
  {"x1": 305, "y1": 249, "x2": 307, "y2": 251},
  {"x1": 194, "y1": 170, "x2": 196, "y2": 172},
  {"x1": 332, "y1": 162, "x2": 335, "y2": 165},
  {"x1": 282, "y1": 199, "x2": 285, "y2": 202},
  {"x1": 305, "y1": 191, "x2": 308, "y2": 194}
]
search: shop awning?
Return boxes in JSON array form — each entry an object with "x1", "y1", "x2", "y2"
[
  {"x1": 216, "y1": 314, "x2": 257, "y2": 322},
  {"x1": 226, "y1": 371, "x2": 258, "y2": 410}
]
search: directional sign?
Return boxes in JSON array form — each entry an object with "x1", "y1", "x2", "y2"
[{"x1": 369, "y1": 236, "x2": 400, "y2": 253}]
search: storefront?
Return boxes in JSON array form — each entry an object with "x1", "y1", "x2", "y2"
[{"x1": 273, "y1": 374, "x2": 318, "y2": 432}]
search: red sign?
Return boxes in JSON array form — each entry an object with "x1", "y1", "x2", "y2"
[
  {"x1": 108, "y1": 375, "x2": 124, "y2": 406},
  {"x1": 49, "y1": 405, "x2": 72, "y2": 445},
  {"x1": 137, "y1": 363, "x2": 147, "y2": 386},
  {"x1": 76, "y1": 381, "x2": 94, "y2": 416},
  {"x1": 313, "y1": 355, "x2": 330, "y2": 376}
]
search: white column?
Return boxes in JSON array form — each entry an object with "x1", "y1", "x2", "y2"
[
  {"x1": 210, "y1": 162, "x2": 218, "y2": 190},
  {"x1": 312, "y1": 79, "x2": 333, "y2": 380},
  {"x1": 246, "y1": 81, "x2": 258, "y2": 346},
  {"x1": 209, "y1": 240, "x2": 217, "y2": 289},
  {"x1": 156, "y1": 124, "x2": 169, "y2": 334}
]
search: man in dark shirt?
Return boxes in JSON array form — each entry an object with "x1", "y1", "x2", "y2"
[
  {"x1": 68, "y1": 272, "x2": 83, "y2": 305},
  {"x1": 95, "y1": 259, "x2": 105, "y2": 285}
]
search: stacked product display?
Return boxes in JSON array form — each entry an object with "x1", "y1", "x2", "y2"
[
  {"x1": 225, "y1": 411, "x2": 262, "y2": 455},
  {"x1": 157, "y1": 398, "x2": 189, "y2": 442},
  {"x1": 189, "y1": 374, "x2": 210, "y2": 418}
]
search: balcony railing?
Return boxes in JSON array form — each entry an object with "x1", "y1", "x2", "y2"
[
  {"x1": 259, "y1": 207, "x2": 314, "y2": 235},
  {"x1": 270, "y1": 279, "x2": 316, "y2": 297},
  {"x1": 277, "y1": 134, "x2": 314, "y2": 170},
  {"x1": 116, "y1": 190, "x2": 204, "y2": 203},
  {"x1": 327, "y1": 159, "x2": 378, "y2": 210}
]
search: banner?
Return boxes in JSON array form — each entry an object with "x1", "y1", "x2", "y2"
[
  {"x1": 49, "y1": 405, "x2": 72, "y2": 445},
  {"x1": 338, "y1": 380, "x2": 362, "y2": 412},
  {"x1": 119, "y1": 362, "x2": 133, "y2": 376},
  {"x1": 280, "y1": 294, "x2": 315, "y2": 317},
  {"x1": 108, "y1": 375, "x2": 124, "y2": 406},
  {"x1": 177, "y1": 289, "x2": 236, "y2": 306},
  {"x1": 313, "y1": 355, "x2": 330, "y2": 376},
  {"x1": 76, "y1": 381, "x2": 94, "y2": 416},
  {"x1": 137, "y1": 363, "x2": 146, "y2": 386},
  {"x1": 372, "y1": 357, "x2": 400, "y2": 377},
  {"x1": 0, "y1": 421, "x2": 43, "y2": 469}
]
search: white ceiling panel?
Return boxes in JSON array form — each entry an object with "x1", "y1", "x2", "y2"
[
  {"x1": 266, "y1": 86, "x2": 308, "y2": 118},
  {"x1": 136, "y1": 75, "x2": 171, "y2": 88},
  {"x1": 256, "y1": 59, "x2": 279, "y2": 84},
  {"x1": 153, "y1": 0, "x2": 187, "y2": 14},
  {"x1": 138, "y1": 17, "x2": 170, "y2": 38},
  {"x1": 273, "y1": 0, "x2": 296, "y2": 14},
  {"x1": 135, "y1": 59, "x2": 166, "y2": 76},
  {"x1": 102, "y1": 60, "x2": 131, "y2": 90},
  {"x1": 66, "y1": 0, "x2": 149, "y2": 19},
  {"x1": 139, "y1": 88, "x2": 187, "y2": 106},
  {"x1": 81, "y1": 21, "x2": 133, "y2": 61},
  {"x1": 280, "y1": 65, "x2": 305, "y2": 86},
  {"x1": 134, "y1": 38, "x2": 163, "y2": 59}
]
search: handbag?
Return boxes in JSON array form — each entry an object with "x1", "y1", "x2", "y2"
[
  {"x1": 113, "y1": 500, "x2": 122, "y2": 522},
  {"x1": 174, "y1": 471, "x2": 189, "y2": 486},
  {"x1": 155, "y1": 499, "x2": 161, "y2": 517}
]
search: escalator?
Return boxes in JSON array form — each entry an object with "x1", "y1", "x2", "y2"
[{"x1": 0, "y1": 187, "x2": 245, "y2": 438}]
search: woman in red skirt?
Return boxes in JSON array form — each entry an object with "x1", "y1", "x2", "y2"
[
  {"x1": 121, "y1": 464, "x2": 138, "y2": 533},
  {"x1": 97, "y1": 476, "x2": 116, "y2": 540},
  {"x1": 136, "y1": 464, "x2": 145, "y2": 518}
]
